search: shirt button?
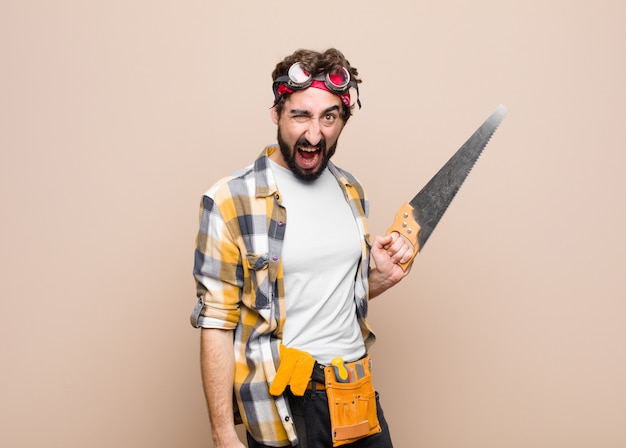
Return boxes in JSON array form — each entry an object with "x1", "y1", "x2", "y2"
[
  {"x1": 284, "y1": 416, "x2": 290, "y2": 422},
  {"x1": 272, "y1": 256, "x2": 279, "y2": 261}
]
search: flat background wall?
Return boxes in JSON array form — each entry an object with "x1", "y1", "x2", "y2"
[{"x1": 2, "y1": 1, "x2": 625, "y2": 447}]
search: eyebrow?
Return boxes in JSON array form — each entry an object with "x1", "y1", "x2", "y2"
[{"x1": 289, "y1": 105, "x2": 341, "y2": 117}]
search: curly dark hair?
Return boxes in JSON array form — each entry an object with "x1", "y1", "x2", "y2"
[{"x1": 271, "y1": 48, "x2": 362, "y2": 123}]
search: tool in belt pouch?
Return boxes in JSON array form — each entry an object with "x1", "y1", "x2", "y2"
[{"x1": 324, "y1": 355, "x2": 381, "y2": 447}]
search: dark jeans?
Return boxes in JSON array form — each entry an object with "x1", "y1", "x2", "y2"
[{"x1": 246, "y1": 388, "x2": 393, "y2": 448}]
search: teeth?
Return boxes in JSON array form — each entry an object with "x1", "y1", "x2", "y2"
[{"x1": 299, "y1": 147, "x2": 318, "y2": 152}]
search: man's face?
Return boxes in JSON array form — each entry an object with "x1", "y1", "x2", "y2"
[{"x1": 271, "y1": 87, "x2": 345, "y2": 181}]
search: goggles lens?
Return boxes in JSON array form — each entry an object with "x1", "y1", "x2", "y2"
[
  {"x1": 287, "y1": 63, "x2": 312, "y2": 87},
  {"x1": 326, "y1": 67, "x2": 350, "y2": 91}
]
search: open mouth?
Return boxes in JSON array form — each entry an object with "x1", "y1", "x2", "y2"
[{"x1": 297, "y1": 146, "x2": 321, "y2": 169}]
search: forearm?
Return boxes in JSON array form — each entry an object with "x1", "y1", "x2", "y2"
[
  {"x1": 368, "y1": 265, "x2": 405, "y2": 299},
  {"x1": 200, "y1": 328, "x2": 242, "y2": 447}
]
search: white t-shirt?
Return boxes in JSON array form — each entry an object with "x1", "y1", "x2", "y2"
[{"x1": 270, "y1": 160, "x2": 366, "y2": 365}]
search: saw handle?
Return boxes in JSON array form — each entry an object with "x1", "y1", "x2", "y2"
[{"x1": 386, "y1": 202, "x2": 421, "y2": 272}]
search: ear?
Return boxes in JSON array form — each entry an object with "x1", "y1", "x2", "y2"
[{"x1": 270, "y1": 106, "x2": 279, "y2": 125}]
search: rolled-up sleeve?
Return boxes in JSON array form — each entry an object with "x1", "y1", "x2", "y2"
[{"x1": 191, "y1": 192, "x2": 242, "y2": 329}]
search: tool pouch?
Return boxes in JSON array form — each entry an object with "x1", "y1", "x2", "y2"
[{"x1": 323, "y1": 355, "x2": 381, "y2": 447}]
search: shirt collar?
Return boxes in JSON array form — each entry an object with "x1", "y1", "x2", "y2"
[{"x1": 254, "y1": 145, "x2": 279, "y2": 198}]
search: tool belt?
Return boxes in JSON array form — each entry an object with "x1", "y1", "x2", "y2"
[
  {"x1": 268, "y1": 346, "x2": 381, "y2": 446},
  {"x1": 323, "y1": 355, "x2": 381, "y2": 447}
]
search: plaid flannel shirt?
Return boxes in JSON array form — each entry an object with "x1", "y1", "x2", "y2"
[{"x1": 190, "y1": 145, "x2": 376, "y2": 446}]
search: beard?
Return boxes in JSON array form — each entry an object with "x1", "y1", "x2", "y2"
[{"x1": 276, "y1": 127, "x2": 338, "y2": 182}]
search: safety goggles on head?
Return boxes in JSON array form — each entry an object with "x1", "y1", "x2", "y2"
[{"x1": 272, "y1": 62, "x2": 361, "y2": 109}]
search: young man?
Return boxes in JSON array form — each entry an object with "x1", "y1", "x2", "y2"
[{"x1": 191, "y1": 48, "x2": 414, "y2": 448}]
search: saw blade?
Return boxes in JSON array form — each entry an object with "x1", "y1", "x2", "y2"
[{"x1": 410, "y1": 104, "x2": 508, "y2": 250}]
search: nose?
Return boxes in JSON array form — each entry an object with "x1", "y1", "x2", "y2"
[{"x1": 305, "y1": 119, "x2": 323, "y2": 146}]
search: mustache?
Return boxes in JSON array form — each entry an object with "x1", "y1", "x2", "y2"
[{"x1": 295, "y1": 137, "x2": 325, "y2": 150}]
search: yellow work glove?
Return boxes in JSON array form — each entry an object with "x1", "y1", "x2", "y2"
[{"x1": 269, "y1": 345, "x2": 315, "y2": 397}]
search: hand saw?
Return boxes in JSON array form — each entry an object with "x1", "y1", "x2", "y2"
[{"x1": 387, "y1": 104, "x2": 508, "y2": 271}]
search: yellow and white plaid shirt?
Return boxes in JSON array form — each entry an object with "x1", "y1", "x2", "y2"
[{"x1": 191, "y1": 145, "x2": 376, "y2": 446}]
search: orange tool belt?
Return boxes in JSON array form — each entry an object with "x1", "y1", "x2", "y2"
[{"x1": 322, "y1": 355, "x2": 381, "y2": 447}]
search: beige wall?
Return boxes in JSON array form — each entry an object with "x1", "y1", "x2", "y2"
[{"x1": 2, "y1": 1, "x2": 625, "y2": 447}]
